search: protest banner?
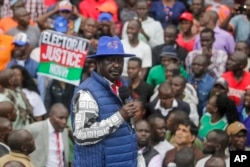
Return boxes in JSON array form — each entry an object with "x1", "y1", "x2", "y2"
[{"x1": 38, "y1": 30, "x2": 89, "y2": 86}]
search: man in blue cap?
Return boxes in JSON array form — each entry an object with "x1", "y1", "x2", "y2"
[{"x1": 71, "y1": 36, "x2": 138, "y2": 167}]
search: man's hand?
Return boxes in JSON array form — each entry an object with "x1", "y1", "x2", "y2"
[{"x1": 119, "y1": 102, "x2": 137, "y2": 121}]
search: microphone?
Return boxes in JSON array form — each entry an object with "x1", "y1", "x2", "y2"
[{"x1": 118, "y1": 86, "x2": 135, "y2": 129}]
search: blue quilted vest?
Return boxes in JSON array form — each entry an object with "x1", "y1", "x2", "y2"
[{"x1": 72, "y1": 71, "x2": 138, "y2": 167}]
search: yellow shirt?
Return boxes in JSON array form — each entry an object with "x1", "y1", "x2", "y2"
[{"x1": 0, "y1": 152, "x2": 35, "y2": 167}]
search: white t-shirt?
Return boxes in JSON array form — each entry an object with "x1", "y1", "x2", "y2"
[
  {"x1": 195, "y1": 155, "x2": 230, "y2": 167},
  {"x1": 121, "y1": 39, "x2": 152, "y2": 77},
  {"x1": 22, "y1": 88, "x2": 47, "y2": 117},
  {"x1": 122, "y1": 17, "x2": 164, "y2": 48},
  {"x1": 153, "y1": 140, "x2": 174, "y2": 159}
]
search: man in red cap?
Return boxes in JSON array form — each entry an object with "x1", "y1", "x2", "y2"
[{"x1": 176, "y1": 12, "x2": 196, "y2": 52}]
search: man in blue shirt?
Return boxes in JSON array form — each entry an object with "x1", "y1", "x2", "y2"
[{"x1": 187, "y1": 54, "x2": 215, "y2": 117}]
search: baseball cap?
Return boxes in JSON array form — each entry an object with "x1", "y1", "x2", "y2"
[
  {"x1": 179, "y1": 12, "x2": 193, "y2": 22},
  {"x1": 214, "y1": 77, "x2": 228, "y2": 89},
  {"x1": 53, "y1": 16, "x2": 68, "y2": 33},
  {"x1": 227, "y1": 121, "x2": 247, "y2": 135},
  {"x1": 160, "y1": 45, "x2": 179, "y2": 61},
  {"x1": 58, "y1": 0, "x2": 72, "y2": 11},
  {"x1": 13, "y1": 32, "x2": 30, "y2": 46},
  {"x1": 98, "y1": 12, "x2": 113, "y2": 22}
]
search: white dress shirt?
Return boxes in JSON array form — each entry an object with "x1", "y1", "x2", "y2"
[{"x1": 47, "y1": 119, "x2": 64, "y2": 167}]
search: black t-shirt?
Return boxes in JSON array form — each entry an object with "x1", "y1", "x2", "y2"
[{"x1": 132, "y1": 80, "x2": 154, "y2": 103}]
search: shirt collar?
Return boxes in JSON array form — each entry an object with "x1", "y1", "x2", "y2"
[
  {"x1": 155, "y1": 99, "x2": 178, "y2": 112},
  {"x1": 47, "y1": 119, "x2": 55, "y2": 133}
]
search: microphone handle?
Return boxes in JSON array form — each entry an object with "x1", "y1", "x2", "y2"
[{"x1": 124, "y1": 97, "x2": 135, "y2": 129}]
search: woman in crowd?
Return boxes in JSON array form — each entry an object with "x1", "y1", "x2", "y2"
[
  {"x1": 198, "y1": 93, "x2": 239, "y2": 140},
  {"x1": 11, "y1": 65, "x2": 47, "y2": 121}
]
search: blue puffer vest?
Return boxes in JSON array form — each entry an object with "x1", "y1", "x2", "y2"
[{"x1": 73, "y1": 71, "x2": 138, "y2": 167}]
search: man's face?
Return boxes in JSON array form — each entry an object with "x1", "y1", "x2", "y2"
[
  {"x1": 199, "y1": 12, "x2": 209, "y2": 26},
  {"x1": 158, "y1": 89, "x2": 174, "y2": 109},
  {"x1": 203, "y1": 131, "x2": 217, "y2": 154},
  {"x1": 230, "y1": 131, "x2": 247, "y2": 151},
  {"x1": 235, "y1": 42, "x2": 249, "y2": 56},
  {"x1": 161, "y1": 57, "x2": 177, "y2": 68},
  {"x1": 136, "y1": 1, "x2": 148, "y2": 19},
  {"x1": 244, "y1": 89, "x2": 250, "y2": 108},
  {"x1": 98, "y1": 56, "x2": 124, "y2": 83},
  {"x1": 200, "y1": 32, "x2": 214, "y2": 48},
  {"x1": 82, "y1": 19, "x2": 97, "y2": 39},
  {"x1": 50, "y1": 108, "x2": 69, "y2": 132},
  {"x1": 166, "y1": 113, "x2": 176, "y2": 132},
  {"x1": 13, "y1": 44, "x2": 29, "y2": 60},
  {"x1": 226, "y1": 54, "x2": 242, "y2": 71},
  {"x1": 127, "y1": 60, "x2": 141, "y2": 80},
  {"x1": 151, "y1": 118, "x2": 166, "y2": 141},
  {"x1": 136, "y1": 121, "x2": 150, "y2": 147},
  {"x1": 171, "y1": 77, "x2": 185, "y2": 97},
  {"x1": 164, "y1": 63, "x2": 179, "y2": 81},
  {"x1": 0, "y1": 121, "x2": 12, "y2": 142},
  {"x1": 164, "y1": 28, "x2": 177, "y2": 45},
  {"x1": 127, "y1": 21, "x2": 140, "y2": 41},
  {"x1": 180, "y1": 20, "x2": 192, "y2": 33},
  {"x1": 191, "y1": 0, "x2": 203, "y2": 16},
  {"x1": 211, "y1": 84, "x2": 227, "y2": 96},
  {"x1": 174, "y1": 124, "x2": 195, "y2": 146},
  {"x1": 191, "y1": 56, "x2": 207, "y2": 77},
  {"x1": 15, "y1": 9, "x2": 30, "y2": 27}
]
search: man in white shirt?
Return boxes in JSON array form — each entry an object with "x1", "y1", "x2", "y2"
[
  {"x1": 122, "y1": 0, "x2": 164, "y2": 48},
  {"x1": 148, "y1": 114, "x2": 174, "y2": 159},
  {"x1": 136, "y1": 120, "x2": 162, "y2": 167},
  {"x1": 25, "y1": 103, "x2": 69, "y2": 167},
  {"x1": 122, "y1": 19, "x2": 152, "y2": 80}
]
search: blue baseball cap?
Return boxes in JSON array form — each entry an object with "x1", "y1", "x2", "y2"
[
  {"x1": 13, "y1": 32, "x2": 30, "y2": 46},
  {"x1": 53, "y1": 16, "x2": 68, "y2": 33},
  {"x1": 88, "y1": 36, "x2": 135, "y2": 58},
  {"x1": 160, "y1": 45, "x2": 179, "y2": 61},
  {"x1": 98, "y1": 12, "x2": 113, "y2": 22}
]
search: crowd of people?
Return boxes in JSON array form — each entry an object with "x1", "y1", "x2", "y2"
[{"x1": 0, "y1": 0, "x2": 250, "y2": 167}]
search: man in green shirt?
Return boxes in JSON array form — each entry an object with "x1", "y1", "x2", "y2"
[{"x1": 146, "y1": 45, "x2": 188, "y2": 87}]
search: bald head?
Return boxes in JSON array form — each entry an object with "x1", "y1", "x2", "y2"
[
  {"x1": 158, "y1": 82, "x2": 173, "y2": 94},
  {"x1": 205, "y1": 157, "x2": 226, "y2": 167},
  {"x1": 3, "y1": 161, "x2": 25, "y2": 167},
  {"x1": 0, "y1": 69, "x2": 13, "y2": 88},
  {"x1": 175, "y1": 147, "x2": 195, "y2": 167},
  {"x1": 49, "y1": 103, "x2": 68, "y2": 116},
  {"x1": 7, "y1": 129, "x2": 33, "y2": 153},
  {"x1": 207, "y1": 10, "x2": 218, "y2": 23},
  {"x1": 233, "y1": 51, "x2": 248, "y2": 63},
  {"x1": 13, "y1": 7, "x2": 27, "y2": 17},
  {"x1": 0, "y1": 101, "x2": 16, "y2": 121}
]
